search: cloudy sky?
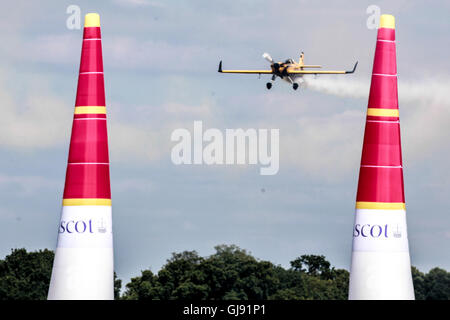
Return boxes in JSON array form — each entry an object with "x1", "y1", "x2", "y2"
[{"x1": 0, "y1": 0, "x2": 449, "y2": 286}]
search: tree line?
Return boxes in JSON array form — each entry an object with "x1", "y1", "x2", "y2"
[{"x1": 0, "y1": 245, "x2": 448, "y2": 300}]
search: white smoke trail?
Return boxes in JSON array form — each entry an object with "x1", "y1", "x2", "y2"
[
  {"x1": 302, "y1": 75, "x2": 450, "y2": 106},
  {"x1": 301, "y1": 75, "x2": 369, "y2": 99},
  {"x1": 301, "y1": 74, "x2": 450, "y2": 167}
]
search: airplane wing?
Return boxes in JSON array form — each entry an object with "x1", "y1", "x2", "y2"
[
  {"x1": 288, "y1": 61, "x2": 358, "y2": 74},
  {"x1": 218, "y1": 61, "x2": 273, "y2": 74},
  {"x1": 301, "y1": 65, "x2": 322, "y2": 68}
]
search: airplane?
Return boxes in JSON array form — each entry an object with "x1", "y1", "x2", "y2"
[{"x1": 218, "y1": 52, "x2": 357, "y2": 90}]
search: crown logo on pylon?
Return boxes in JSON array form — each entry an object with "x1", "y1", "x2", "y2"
[
  {"x1": 393, "y1": 224, "x2": 402, "y2": 238},
  {"x1": 98, "y1": 218, "x2": 107, "y2": 233}
]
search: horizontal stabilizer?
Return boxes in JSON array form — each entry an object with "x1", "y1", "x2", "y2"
[{"x1": 288, "y1": 61, "x2": 358, "y2": 75}]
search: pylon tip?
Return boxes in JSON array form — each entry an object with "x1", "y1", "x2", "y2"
[
  {"x1": 379, "y1": 14, "x2": 395, "y2": 29},
  {"x1": 85, "y1": 13, "x2": 100, "y2": 28}
]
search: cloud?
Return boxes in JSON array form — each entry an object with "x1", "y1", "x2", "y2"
[
  {"x1": 22, "y1": 34, "x2": 80, "y2": 65},
  {"x1": 108, "y1": 121, "x2": 166, "y2": 163},
  {"x1": 0, "y1": 70, "x2": 72, "y2": 149},
  {"x1": 0, "y1": 66, "x2": 216, "y2": 165},
  {"x1": 399, "y1": 78, "x2": 450, "y2": 163},
  {"x1": 7, "y1": 33, "x2": 204, "y2": 73},
  {"x1": 113, "y1": 0, "x2": 164, "y2": 7},
  {"x1": 103, "y1": 37, "x2": 211, "y2": 72},
  {"x1": 11, "y1": 33, "x2": 214, "y2": 73},
  {"x1": 106, "y1": 98, "x2": 215, "y2": 163},
  {"x1": 111, "y1": 177, "x2": 155, "y2": 194},
  {"x1": 164, "y1": 102, "x2": 212, "y2": 116},
  {"x1": 0, "y1": 174, "x2": 60, "y2": 196},
  {"x1": 280, "y1": 109, "x2": 364, "y2": 181}
]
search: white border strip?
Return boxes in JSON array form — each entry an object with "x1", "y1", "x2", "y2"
[
  {"x1": 372, "y1": 73, "x2": 397, "y2": 77},
  {"x1": 361, "y1": 165, "x2": 402, "y2": 168},
  {"x1": 68, "y1": 163, "x2": 109, "y2": 165}
]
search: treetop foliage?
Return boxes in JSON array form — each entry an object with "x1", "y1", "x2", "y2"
[{"x1": 0, "y1": 245, "x2": 448, "y2": 300}]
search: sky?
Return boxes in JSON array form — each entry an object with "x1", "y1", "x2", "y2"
[{"x1": 0, "y1": 0, "x2": 449, "y2": 287}]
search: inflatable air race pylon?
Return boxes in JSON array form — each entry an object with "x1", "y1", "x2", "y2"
[
  {"x1": 48, "y1": 13, "x2": 114, "y2": 300},
  {"x1": 348, "y1": 14, "x2": 415, "y2": 300}
]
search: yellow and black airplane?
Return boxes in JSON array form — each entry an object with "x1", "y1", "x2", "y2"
[{"x1": 218, "y1": 52, "x2": 357, "y2": 90}]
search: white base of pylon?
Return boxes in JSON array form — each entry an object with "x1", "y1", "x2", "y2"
[
  {"x1": 48, "y1": 205, "x2": 114, "y2": 300},
  {"x1": 349, "y1": 251, "x2": 414, "y2": 299},
  {"x1": 348, "y1": 208, "x2": 415, "y2": 300}
]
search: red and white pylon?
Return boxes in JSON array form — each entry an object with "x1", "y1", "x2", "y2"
[
  {"x1": 48, "y1": 13, "x2": 114, "y2": 300},
  {"x1": 348, "y1": 14, "x2": 414, "y2": 300}
]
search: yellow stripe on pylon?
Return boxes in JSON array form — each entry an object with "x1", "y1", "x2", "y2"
[
  {"x1": 74, "y1": 106, "x2": 106, "y2": 114},
  {"x1": 356, "y1": 202, "x2": 405, "y2": 210},
  {"x1": 63, "y1": 199, "x2": 111, "y2": 206},
  {"x1": 367, "y1": 108, "x2": 399, "y2": 117}
]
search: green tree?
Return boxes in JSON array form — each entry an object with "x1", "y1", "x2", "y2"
[
  {"x1": 158, "y1": 250, "x2": 207, "y2": 299},
  {"x1": 0, "y1": 248, "x2": 54, "y2": 300},
  {"x1": 331, "y1": 269, "x2": 349, "y2": 299},
  {"x1": 1, "y1": 246, "x2": 448, "y2": 301},
  {"x1": 200, "y1": 245, "x2": 279, "y2": 300},
  {"x1": 123, "y1": 269, "x2": 159, "y2": 300},
  {"x1": 411, "y1": 266, "x2": 426, "y2": 300},
  {"x1": 123, "y1": 250, "x2": 208, "y2": 300},
  {"x1": 268, "y1": 266, "x2": 307, "y2": 299},
  {"x1": 269, "y1": 255, "x2": 348, "y2": 300},
  {"x1": 122, "y1": 247, "x2": 351, "y2": 300},
  {"x1": 290, "y1": 255, "x2": 335, "y2": 280},
  {"x1": 122, "y1": 245, "x2": 281, "y2": 300},
  {"x1": 424, "y1": 267, "x2": 450, "y2": 300},
  {"x1": 269, "y1": 287, "x2": 302, "y2": 300},
  {"x1": 0, "y1": 248, "x2": 123, "y2": 300},
  {"x1": 114, "y1": 272, "x2": 122, "y2": 300}
]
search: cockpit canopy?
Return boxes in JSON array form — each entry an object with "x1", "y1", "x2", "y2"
[{"x1": 285, "y1": 59, "x2": 294, "y2": 64}]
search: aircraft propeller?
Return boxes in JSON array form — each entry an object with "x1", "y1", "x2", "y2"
[{"x1": 262, "y1": 52, "x2": 273, "y2": 63}]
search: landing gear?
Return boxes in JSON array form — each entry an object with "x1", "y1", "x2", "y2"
[
  {"x1": 293, "y1": 83, "x2": 299, "y2": 90},
  {"x1": 267, "y1": 75, "x2": 276, "y2": 89}
]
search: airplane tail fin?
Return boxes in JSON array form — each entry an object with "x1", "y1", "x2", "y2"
[
  {"x1": 298, "y1": 52, "x2": 321, "y2": 68},
  {"x1": 299, "y1": 51, "x2": 304, "y2": 66}
]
